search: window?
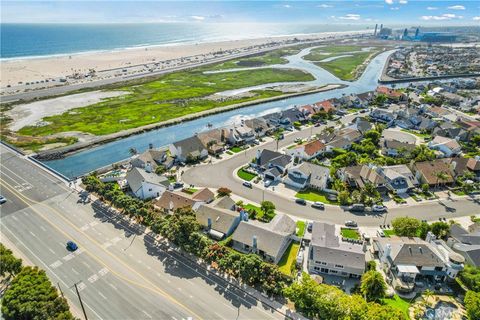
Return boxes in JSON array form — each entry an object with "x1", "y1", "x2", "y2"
[
  {"x1": 149, "y1": 188, "x2": 152, "y2": 191},
  {"x1": 330, "y1": 270, "x2": 338, "y2": 274},
  {"x1": 335, "y1": 264, "x2": 344, "y2": 269},
  {"x1": 321, "y1": 262, "x2": 327, "y2": 266}
]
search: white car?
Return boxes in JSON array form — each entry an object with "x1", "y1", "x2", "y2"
[
  {"x1": 0, "y1": 195, "x2": 6, "y2": 204},
  {"x1": 311, "y1": 202, "x2": 325, "y2": 210},
  {"x1": 372, "y1": 205, "x2": 387, "y2": 213},
  {"x1": 377, "y1": 229, "x2": 386, "y2": 237}
]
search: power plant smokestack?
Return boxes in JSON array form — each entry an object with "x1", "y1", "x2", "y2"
[
  {"x1": 374, "y1": 24, "x2": 378, "y2": 36},
  {"x1": 380, "y1": 24, "x2": 383, "y2": 31}
]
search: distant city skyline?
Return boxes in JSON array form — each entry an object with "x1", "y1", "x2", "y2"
[{"x1": 2, "y1": 0, "x2": 479, "y2": 25}]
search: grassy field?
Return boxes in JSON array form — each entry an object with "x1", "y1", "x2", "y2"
[
  {"x1": 317, "y1": 51, "x2": 374, "y2": 81},
  {"x1": 340, "y1": 228, "x2": 360, "y2": 240},
  {"x1": 211, "y1": 47, "x2": 301, "y2": 70},
  {"x1": 303, "y1": 45, "x2": 371, "y2": 61},
  {"x1": 383, "y1": 229, "x2": 396, "y2": 237},
  {"x1": 278, "y1": 242, "x2": 300, "y2": 275},
  {"x1": 295, "y1": 189, "x2": 338, "y2": 205},
  {"x1": 18, "y1": 67, "x2": 314, "y2": 137},
  {"x1": 296, "y1": 221, "x2": 306, "y2": 237},
  {"x1": 382, "y1": 295, "x2": 413, "y2": 319},
  {"x1": 237, "y1": 168, "x2": 257, "y2": 181}
]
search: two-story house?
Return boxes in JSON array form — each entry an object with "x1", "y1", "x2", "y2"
[
  {"x1": 283, "y1": 162, "x2": 330, "y2": 190},
  {"x1": 125, "y1": 167, "x2": 170, "y2": 199}
]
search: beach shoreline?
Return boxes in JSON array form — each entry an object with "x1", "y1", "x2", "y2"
[{"x1": 1, "y1": 30, "x2": 369, "y2": 92}]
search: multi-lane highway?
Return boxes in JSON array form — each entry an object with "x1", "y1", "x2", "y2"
[
  {"x1": 0, "y1": 145, "x2": 287, "y2": 320},
  {"x1": 183, "y1": 117, "x2": 480, "y2": 226}
]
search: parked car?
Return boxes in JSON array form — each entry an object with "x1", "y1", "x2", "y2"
[
  {"x1": 345, "y1": 220, "x2": 358, "y2": 228},
  {"x1": 242, "y1": 181, "x2": 252, "y2": 188},
  {"x1": 362, "y1": 233, "x2": 371, "y2": 242},
  {"x1": 377, "y1": 229, "x2": 386, "y2": 237},
  {"x1": 0, "y1": 195, "x2": 6, "y2": 204},
  {"x1": 349, "y1": 204, "x2": 365, "y2": 212},
  {"x1": 372, "y1": 205, "x2": 387, "y2": 213},
  {"x1": 66, "y1": 241, "x2": 78, "y2": 251},
  {"x1": 294, "y1": 138, "x2": 302, "y2": 143},
  {"x1": 253, "y1": 139, "x2": 260, "y2": 145},
  {"x1": 307, "y1": 222, "x2": 313, "y2": 232},
  {"x1": 173, "y1": 182, "x2": 184, "y2": 189},
  {"x1": 295, "y1": 198, "x2": 307, "y2": 206},
  {"x1": 311, "y1": 202, "x2": 325, "y2": 210}
]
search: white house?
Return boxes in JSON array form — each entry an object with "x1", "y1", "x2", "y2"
[
  {"x1": 286, "y1": 140, "x2": 326, "y2": 160},
  {"x1": 169, "y1": 136, "x2": 208, "y2": 163},
  {"x1": 428, "y1": 136, "x2": 462, "y2": 158},
  {"x1": 125, "y1": 167, "x2": 170, "y2": 199},
  {"x1": 284, "y1": 162, "x2": 330, "y2": 190}
]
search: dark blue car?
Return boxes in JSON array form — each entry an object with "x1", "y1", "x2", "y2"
[{"x1": 66, "y1": 241, "x2": 78, "y2": 251}]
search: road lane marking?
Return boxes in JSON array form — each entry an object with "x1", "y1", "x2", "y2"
[
  {"x1": 88, "y1": 274, "x2": 99, "y2": 283},
  {"x1": 72, "y1": 268, "x2": 79, "y2": 275},
  {"x1": 109, "y1": 283, "x2": 118, "y2": 291},
  {"x1": 48, "y1": 248, "x2": 56, "y2": 254},
  {"x1": 11, "y1": 216, "x2": 18, "y2": 221},
  {"x1": 50, "y1": 260, "x2": 62, "y2": 269},
  {"x1": 62, "y1": 253, "x2": 75, "y2": 261},
  {"x1": 40, "y1": 226, "x2": 47, "y2": 231},
  {"x1": 143, "y1": 311, "x2": 153, "y2": 319},
  {"x1": 77, "y1": 282, "x2": 87, "y2": 292},
  {"x1": 29, "y1": 231, "x2": 37, "y2": 237},
  {"x1": 98, "y1": 268, "x2": 109, "y2": 277},
  {"x1": 98, "y1": 291, "x2": 107, "y2": 300}
]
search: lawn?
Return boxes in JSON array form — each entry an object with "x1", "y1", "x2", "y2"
[
  {"x1": 182, "y1": 188, "x2": 198, "y2": 195},
  {"x1": 295, "y1": 189, "x2": 338, "y2": 205},
  {"x1": 237, "y1": 168, "x2": 257, "y2": 181},
  {"x1": 382, "y1": 294, "x2": 412, "y2": 319},
  {"x1": 18, "y1": 67, "x2": 314, "y2": 137},
  {"x1": 340, "y1": 228, "x2": 360, "y2": 240},
  {"x1": 230, "y1": 146, "x2": 244, "y2": 153},
  {"x1": 296, "y1": 221, "x2": 306, "y2": 237},
  {"x1": 278, "y1": 242, "x2": 300, "y2": 275},
  {"x1": 383, "y1": 229, "x2": 396, "y2": 237}
]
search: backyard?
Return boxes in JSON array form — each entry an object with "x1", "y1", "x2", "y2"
[
  {"x1": 340, "y1": 228, "x2": 360, "y2": 240},
  {"x1": 243, "y1": 203, "x2": 275, "y2": 222},
  {"x1": 295, "y1": 189, "x2": 338, "y2": 205},
  {"x1": 383, "y1": 294, "x2": 413, "y2": 319},
  {"x1": 278, "y1": 242, "x2": 300, "y2": 275},
  {"x1": 296, "y1": 221, "x2": 306, "y2": 237}
]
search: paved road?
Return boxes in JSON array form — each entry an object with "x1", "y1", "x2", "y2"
[
  {"x1": 0, "y1": 146, "x2": 286, "y2": 320},
  {"x1": 182, "y1": 117, "x2": 480, "y2": 227}
]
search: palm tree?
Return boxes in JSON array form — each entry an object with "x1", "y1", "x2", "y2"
[
  {"x1": 435, "y1": 171, "x2": 449, "y2": 189},
  {"x1": 360, "y1": 270, "x2": 387, "y2": 302}
]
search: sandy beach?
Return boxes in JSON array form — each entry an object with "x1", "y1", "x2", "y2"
[{"x1": 1, "y1": 30, "x2": 367, "y2": 88}]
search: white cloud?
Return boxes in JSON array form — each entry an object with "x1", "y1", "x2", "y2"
[
  {"x1": 190, "y1": 15, "x2": 205, "y2": 21},
  {"x1": 421, "y1": 13, "x2": 463, "y2": 20},
  {"x1": 472, "y1": 16, "x2": 480, "y2": 21},
  {"x1": 339, "y1": 14, "x2": 361, "y2": 20},
  {"x1": 385, "y1": 0, "x2": 394, "y2": 4},
  {"x1": 282, "y1": 4, "x2": 292, "y2": 8},
  {"x1": 399, "y1": 0, "x2": 408, "y2": 4},
  {"x1": 317, "y1": 4, "x2": 334, "y2": 8},
  {"x1": 447, "y1": 5, "x2": 465, "y2": 10},
  {"x1": 427, "y1": 6, "x2": 438, "y2": 10},
  {"x1": 391, "y1": 7, "x2": 400, "y2": 10}
]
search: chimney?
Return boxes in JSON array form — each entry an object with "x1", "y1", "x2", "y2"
[
  {"x1": 426, "y1": 231, "x2": 436, "y2": 243},
  {"x1": 252, "y1": 235, "x2": 258, "y2": 253},
  {"x1": 145, "y1": 161, "x2": 152, "y2": 173},
  {"x1": 207, "y1": 217, "x2": 212, "y2": 230}
]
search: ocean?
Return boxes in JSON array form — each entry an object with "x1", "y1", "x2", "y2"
[{"x1": 0, "y1": 23, "x2": 369, "y2": 60}]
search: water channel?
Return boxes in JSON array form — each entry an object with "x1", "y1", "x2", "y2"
[{"x1": 44, "y1": 47, "x2": 395, "y2": 178}]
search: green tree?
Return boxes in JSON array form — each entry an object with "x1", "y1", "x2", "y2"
[
  {"x1": 364, "y1": 130, "x2": 381, "y2": 146},
  {"x1": 217, "y1": 187, "x2": 232, "y2": 197},
  {"x1": 1, "y1": 266, "x2": 74, "y2": 320},
  {"x1": 459, "y1": 265, "x2": 480, "y2": 292},
  {"x1": 0, "y1": 243, "x2": 22, "y2": 278},
  {"x1": 465, "y1": 290, "x2": 480, "y2": 320},
  {"x1": 430, "y1": 222, "x2": 450, "y2": 239},
  {"x1": 367, "y1": 260, "x2": 377, "y2": 271},
  {"x1": 155, "y1": 165, "x2": 166, "y2": 175},
  {"x1": 392, "y1": 217, "x2": 421, "y2": 237},
  {"x1": 418, "y1": 221, "x2": 431, "y2": 239},
  {"x1": 360, "y1": 270, "x2": 387, "y2": 302},
  {"x1": 260, "y1": 201, "x2": 275, "y2": 216},
  {"x1": 338, "y1": 190, "x2": 351, "y2": 205}
]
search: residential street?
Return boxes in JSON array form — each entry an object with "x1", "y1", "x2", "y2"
[
  {"x1": 0, "y1": 145, "x2": 287, "y2": 320},
  {"x1": 182, "y1": 116, "x2": 480, "y2": 227}
]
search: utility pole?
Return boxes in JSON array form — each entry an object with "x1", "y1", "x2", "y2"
[
  {"x1": 73, "y1": 282, "x2": 88, "y2": 320},
  {"x1": 57, "y1": 282, "x2": 64, "y2": 298}
]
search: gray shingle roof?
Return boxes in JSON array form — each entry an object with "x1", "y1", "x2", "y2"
[
  {"x1": 196, "y1": 202, "x2": 238, "y2": 234},
  {"x1": 173, "y1": 136, "x2": 206, "y2": 158},
  {"x1": 126, "y1": 168, "x2": 170, "y2": 193}
]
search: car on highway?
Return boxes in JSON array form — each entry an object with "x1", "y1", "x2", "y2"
[
  {"x1": 0, "y1": 195, "x2": 6, "y2": 204},
  {"x1": 311, "y1": 201, "x2": 325, "y2": 210},
  {"x1": 66, "y1": 241, "x2": 78, "y2": 251},
  {"x1": 242, "y1": 181, "x2": 253, "y2": 188},
  {"x1": 372, "y1": 205, "x2": 387, "y2": 213},
  {"x1": 349, "y1": 204, "x2": 365, "y2": 212},
  {"x1": 295, "y1": 198, "x2": 307, "y2": 206},
  {"x1": 345, "y1": 220, "x2": 358, "y2": 228}
]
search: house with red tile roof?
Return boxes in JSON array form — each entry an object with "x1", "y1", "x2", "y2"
[
  {"x1": 286, "y1": 139, "x2": 326, "y2": 160},
  {"x1": 314, "y1": 100, "x2": 336, "y2": 113},
  {"x1": 376, "y1": 86, "x2": 406, "y2": 101}
]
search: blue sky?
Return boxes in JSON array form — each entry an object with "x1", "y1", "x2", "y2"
[{"x1": 2, "y1": 1, "x2": 479, "y2": 24}]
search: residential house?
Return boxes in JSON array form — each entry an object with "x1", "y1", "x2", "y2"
[
  {"x1": 351, "y1": 117, "x2": 373, "y2": 134},
  {"x1": 376, "y1": 86, "x2": 407, "y2": 101},
  {"x1": 382, "y1": 139, "x2": 416, "y2": 158},
  {"x1": 433, "y1": 123, "x2": 469, "y2": 142},
  {"x1": 232, "y1": 213, "x2": 296, "y2": 264},
  {"x1": 153, "y1": 188, "x2": 214, "y2": 212},
  {"x1": 282, "y1": 108, "x2": 308, "y2": 125},
  {"x1": 373, "y1": 234, "x2": 464, "y2": 292},
  {"x1": 125, "y1": 167, "x2": 170, "y2": 199},
  {"x1": 428, "y1": 136, "x2": 462, "y2": 157},
  {"x1": 262, "y1": 112, "x2": 293, "y2": 130},
  {"x1": 314, "y1": 100, "x2": 336, "y2": 113},
  {"x1": 286, "y1": 139, "x2": 326, "y2": 160},
  {"x1": 169, "y1": 136, "x2": 208, "y2": 163},
  {"x1": 130, "y1": 149, "x2": 167, "y2": 172},
  {"x1": 325, "y1": 128, "x2": 362, "y2": 152},
  {"x1": 197, "y1": 129, "x2": 226, "y2": 155},
  {"x1": 413, "y1": 159, "x2": 455, "y2": 187},
  {"x1": 254, "y1": 149, "x2": 293, "y2": 183},
  {"x1": 308, "y1": 222, "x2": 365, "y2": 278},
  {"x1": 338, "y1": 165, "x2": 388, "y2": 194},
  {"x1": 283, "y1": 162, "x2": 330, "y2": 190},
  {"x1": 244, "y1": 118, "x2": 273, "y2": 138},
  {"x1": 195, "y1": 196, "x2": 246, "y2": 240},
  {"x1": 426, "y1": 106, "x2": 450, "y2": 119},
  {"x1": 377, "y1": 165, "x2": 418, "y2": 193},
  {"x1": 467, "y1": 157, "x2": 480, "y2": 181},
  {"x1": 447, "y1": 223, "x2": 480, "y2": 267},
  {"x1": 224, "y1": 124, "x2": 255, "y2": 145},
  {"x1": 370, "y1": 108, "x2": 397, "y2": 125}
]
